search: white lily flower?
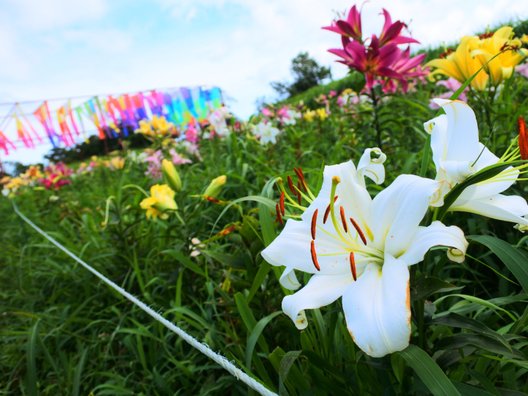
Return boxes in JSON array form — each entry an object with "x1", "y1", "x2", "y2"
[
  {"x1": 262, "y1": 155, "x2": 467, "y2": 358},
  {"x1": 252, "y1": 121, "x2": 281, "y2": 145},
  {"x1": 425, "y1": 99, "x2": 528, "y2": 228}
]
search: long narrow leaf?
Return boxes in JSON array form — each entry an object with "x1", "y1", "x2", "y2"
[{"x1": 398, "y1": 344, "x2": 460, "y2": 396}]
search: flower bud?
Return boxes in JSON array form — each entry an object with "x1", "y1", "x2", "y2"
[
  {"x1": 204, "y1": 175, "x2": 226, "y2": 198},
  {"x1": 162, "y1": 159, "x2": 182, "y2": 192}
]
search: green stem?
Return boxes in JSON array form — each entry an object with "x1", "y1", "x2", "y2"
[{"x1": 370, "y1": 89, "x2": 383, "y2": 149}]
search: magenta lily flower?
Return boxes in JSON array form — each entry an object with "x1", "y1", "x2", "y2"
[
  {"x1": 378, "y1": 9, "x2": 419, "y2": 46},
  {"x1": 322, "y1": 5, "x2": 362, "y2": 46}
]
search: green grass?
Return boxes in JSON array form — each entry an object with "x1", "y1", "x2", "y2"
[{"x1": 2, "y1": 63, "x2": 528, "y2": 394}]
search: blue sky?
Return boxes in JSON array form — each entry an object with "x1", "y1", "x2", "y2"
[{"x1": 1, "y1": 0, "x2": 528, "y2": 164}]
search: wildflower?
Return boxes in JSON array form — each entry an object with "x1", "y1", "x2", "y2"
[
  {"x1": 277, "y1": 106, "x2": 301, "y2": 126},
  {"x1": 209, "y1": 106, "x2": 231, "y2": 137},
  {"x1": 252, "y1": 121, "x2": 281, "y2": 145},
  {"x1": 303, "y1": 110, "x2": 316, "y2": 122},
  {"x1": 262, "y1": 152, "x2": 467, "y2": 357},
  {"x1": 425, "y1": 99, "x2": 528, "y2": 228},
  {"x1": 162, "y1": 159, "x2": 182, "y2": 192},
  {"x1": 316, "y1": 108, "x2": 328, "y2": 120},
  {"x1": 108, "y1": 157, "x2": 125, "y2": 170},
  {"x1": 169, "y1": 148, "x2": 192, "y2": 165},
  {"x1": 185, "y1": 122, "x2": 199, "y2": 144},
  {"x1": 140, "y1": 184, "x2": 177, "y2": 220}
]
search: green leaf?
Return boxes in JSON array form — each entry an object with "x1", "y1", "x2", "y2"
[
  {"x1": 162, "y1": 250, "x2": 205, "y2": 277},
  {"x1": 279, "y1": 351, "x2": 302, "y2": 396},
  {"x1": 432, "y1": 313, "x2": 512, "y2": 350},
  {"x1": 234, "y1": 292, "x2": 267, "y2": 352},
  {"x1": 412, "y1": 276, "x2": 461, "y2": 301},
  {"x1": 245, "y1": 311, "x2": 282, "y2": 368},
  {"x1": 398, "y1": 344, "x2": 461, "y2": 396},
  {"x1": 469, "y1": 235, "x2": 528, "y2": 294},
  {"x1": 437, "y1": 334, "x2": 523, "y2": 359},
  {"x1": 26, "y1": 319, "x2": 40, "y2": 396},
  {"x1": 247, "y1": 260, "x2": 272, "y2": 304},
  {"x1": 434, "y1": 294, "x2": 517, "y2": 321}
]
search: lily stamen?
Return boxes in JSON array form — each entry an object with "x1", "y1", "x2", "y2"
[
  {"x1": 350, "y1": 217, "x2": 368, "y2": 245},
  {"x1": 310, "y1": 240, "x2": 320, "y2": 271},
  {"x1": 287, "y1": 175, "x2": 296, "y2": 195},
  {"x1": 294, "y1": 167, "x2": 308, "y2": 192},
  {"x1": 323, "y1": 196, "x2": 338, "y2": 224},
  {"x1": 279, "y1": 191, "x2": 285, "y2": 216},
  {"x1": 349, "y1": 252, "x2": 357, "y2": 281},
  {"x1": 339, "y1": 206, "x2": 349, "y2": 233},
  {"x1": 275, "y1": 203, "x2": 283, "y2": 225},
  {"x1": 311, "y1": 209, "x2": 318, "y2": 240}
]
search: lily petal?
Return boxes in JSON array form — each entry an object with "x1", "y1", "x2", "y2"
[
  {"x1": 357, "y1": 147, "x2": 386, "y2": 185},
  {"x1": 282, "y1": 274, "x2": 353, "y2": 329},
  {"x1": 279, "y1": 267, "x2": 301, "y2": 290},
  {"x1": 370, "y1": 175, "x2": 438, "y2": 257},
  {"x1": 430, "y1": 99, "x2": 481, "y2": 163},
  {"x1": 399, "y1": 221, "x2": 468, "y2": 264},
  {"x1": 343, "y1": 256, "x2": 410, "y2": 357},
  {"x1": 261, "y1": 218, "x2": 349, "y2": 275},
  {"x1": 451, "y1": 194, "x2": 528, "y2": 225}
]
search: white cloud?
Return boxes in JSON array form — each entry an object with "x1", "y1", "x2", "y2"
[{"x1": 5, "y1": 0, "x2": 108, "y2": 30}]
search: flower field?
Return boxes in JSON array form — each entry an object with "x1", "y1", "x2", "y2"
[{"x1": 2, "y1": 5, "x2": 528, "y2": 395}]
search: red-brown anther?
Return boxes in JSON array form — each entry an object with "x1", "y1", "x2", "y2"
[
  {"x1": 311, "y1": 209, "x2": 318, "y2": 240},
  {"x1": 322, "y1": 195, "x2": 338, "y2": 224},
  {"x1": 275, "y1": 203, "x2": 283, "y2": 225},
  {"x1": 518, "y1": 116, "x2": 528, "y2": 160},
  {"x1": 279, "y1": 191, "x2": 285, "y2": 216},
  {"x1": 296, "y1": 189, "x2": 302, "y2": 204},
  {"x1": 478, "y1": 32, "x2": 494, "y2": 39},
  {"x1": 339, "y1": 206, "x2": 348, "y2": 233},
  {"x1": 349, "y1": 252, "x2": 357, "y2": 281},
  {"x1": 349, "y1": 217, "x2": 367, "y2": 245},
  {"x1": 287, "y1": 175, "x2": 296, "y2": 195},
  {"x1": 310, "y1": 240, "x2": 320, "y2": 271},
  {"x1": 294, "y1": 167, "x2": 308, "y2": 192}
]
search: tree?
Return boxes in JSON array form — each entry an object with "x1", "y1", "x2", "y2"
[{"x1": 271, "y1": 52, "x2": 332, "y2": 98}]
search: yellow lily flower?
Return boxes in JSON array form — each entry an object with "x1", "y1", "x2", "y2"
[
  {"x1": 140, "y1": 184, "x2": 177, "y2": 220},
  {"x1": 428, "y1": 36, "x2": 488, "y2": 91},
  {"x1": 303, "y1": 110, "x2": 316, "y2": 122},
  {"x1": 316, "y1": 108, "x2": 328, "y2": 120},
  {"x1": 472, "y1": 26, "x2": 527, "y2": 86}
]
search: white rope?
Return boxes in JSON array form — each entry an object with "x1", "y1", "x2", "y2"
[{"x1": 13, "y1": 203, "x2": 278, "y2": 396}]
